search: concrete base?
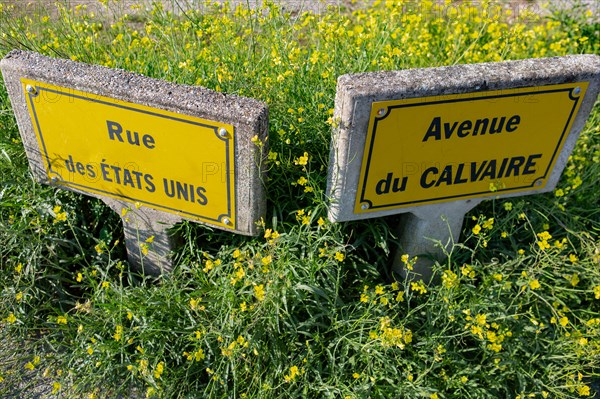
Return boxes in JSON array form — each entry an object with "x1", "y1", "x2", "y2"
[
  {"x1": 103, "y1": 199, "x2": 178, "y2": 274},
  {"x1": 391, "y1": 199, "x2": 481, "y2": 282}
]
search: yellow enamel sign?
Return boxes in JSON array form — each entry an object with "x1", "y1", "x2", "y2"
[
  {"x1": 22, "y1": 78, "x2": 236, "y2": 229},
  {"x1": 355, "y1": 83, "x2": 587, "y2": 214}
]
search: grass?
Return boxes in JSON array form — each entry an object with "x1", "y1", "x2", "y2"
[{"x1": 0, "y1": 0, "x2": 599, "y2": 398}]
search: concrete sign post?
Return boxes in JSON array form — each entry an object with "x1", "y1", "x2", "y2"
[
  {"x1": 327, "y1": 55, "x2": 600, "y2": 281},
  {"x1": 1, "y1": 50, "x2": 268, "y2": 274}
]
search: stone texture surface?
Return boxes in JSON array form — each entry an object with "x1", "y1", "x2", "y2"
[
  {"x1": 327, "y1": 55, "x2": 600, "y2": 279},
  {"x1": 1, "y1": 49, "x2": 268, "y2": 274}
]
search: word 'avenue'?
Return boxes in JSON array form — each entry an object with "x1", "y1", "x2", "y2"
[{"x1": 422, "y1": 115, "x2": 521, "y2": 141}]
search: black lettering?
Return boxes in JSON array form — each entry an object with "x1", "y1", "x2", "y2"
[
  {"x1": 453, "y1": 163, "x2": 468, "y2": 184},
  {"x1": 196, "y1": 186, "x2": 208, "y2": 205},
  {"x1": 163, "y1": 178, "x2": 174, "y2": 197},
  {"x1": 189, "y1": 184, "x2": 196, "y2": 203},
  {"x1": 126, "y1": 130, "x2": 140, "y2": 146},
  {"x1": 108, "y1": 121, "x2": 155, "y2": 149},
  {"x1": 110, "y1": 165, "x2": 122, "y2": 184},
  {"x1": 86, "y1": 164, "x2": 96, "y2": 178},
  {"x1": 480, "y1": 159, "x2": 497, "y2": 180},
  {"x1": 132, "y1": 170, "x2": 143, "y2": 189},
  {"x1": 473, "y1": 118, "x2": 489, "y2": 136},
  {"x1": 107, "y1": 120, "x2": 123, "y2": 142},
  {"x1": 122, "y1": 169, "x2": 135, "y2": 188},
  {"x1": 65, "y1": 155, "x2": 75, "y2": 173},
  {"x1": 392, "y1": 176, "x2": 408, "y2": 192},
  {"x1": 142, "y1": 134, "x2": 155, "y2": 149},
  {"x1": 76, "y1": 162, "x2": 85, "y2": 176},
  {"x1": 489, "y1": 117, "x2": 507, "y2": 134},
  {"x1": 420, "y1": 167, "x2": 438, "y2": 188},
  {"x1": 176, "y1": 181, "x2": 189, "y2": 201},
  {"x1": 443, "y1": 121, "x2": 459, "y2": 139},
  {"x1": 100, "y1": 161, "x2": 112, "y2": 182},
  {"x1": 423, "y1": 117, "x2": 441, "y2": 142},
  {"x1": 470, "y1": 161, "x2": 488, "y2": 181},
  {"x1": 376, "y1": 173, "x2": 393, "y2": 195},
  {"x1": 523, "y1": 154, "x2": 542, "y2": 175},
  {"x1": 144, "y1": 174, "x2": 155, "y2": 192},
  {"x1": 435, "y1": 165, "x2": 453, "y2": 187},
  {"x1": 505, "y1": 156, "x2": 526, "y2": 177},
  {"x1": 505, "y1": 115, "x2": 521, "y2": 132},
  {"x1": 457, "y1": 120, "x2": 472, "y2": 137}
]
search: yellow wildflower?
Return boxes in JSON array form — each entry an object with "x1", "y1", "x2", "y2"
[
  {"x1": 395, "y1": 291, "x2": 405, "y2": 302},
  {"x1": 461, "y1": 264, "x2": 475, "y2": 278},
  {"x1": 442, "y1": 269, "x2": 458, "y2": 289},
  {"x1": 284, "y1": 365, "x2": 301, "y2": 382},
  {"x1": 569, "y1": 273, "x2": 580, "y2": 287},
  {"x1": 261, "y1": 255, "x2": 272, "y2": 266},
  {"x1": 153, "y1": 362, "x2": 164, "y2": 379},
  {"x1": 482, "y1": 218, "x2": 494, "y2": 229},
  {"x1": 53, "y1": 205, "x2": 67, "y2": 223},
  {"x1": 294, "y1": 152, "x2": 309, "y2": 166},
  {"x1": 254, "y1": 284, "x2": 266, "y2": 301},
  {"x1": 113, "y1": 325, "x2": 123, "y2": 341},
  {"x1": 51, "y1": 382, "x2": 61, "y2": 394},
  {"x1": 577, "y1": 385, "x2": 590, "y2": 397},
  {"x1": 475, "y1": 313, "x2": 487, "y2": 326},
  {"x1": 537, "y1": 231, "x2": 552, "y2": 240},
  {"x1": 410, "y1": 280, "x2": 427, "y2": 295}
]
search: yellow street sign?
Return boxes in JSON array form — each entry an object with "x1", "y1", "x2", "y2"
[
  {"x1": 22, "y1": 78, "x2": 236, "y2": 229},
  {"x1": 355, "y1": 83, "x2": 588, "y2": 214}
]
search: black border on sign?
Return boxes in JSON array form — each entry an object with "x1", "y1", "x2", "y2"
[
  {"x1": 358, "y1": 85, "x2": 582, "y2": 211},
  {"x1": 26, "y1": 83, "x2": 235, "y2": 227}
]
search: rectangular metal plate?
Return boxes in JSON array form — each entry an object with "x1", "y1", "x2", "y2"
[
  {"x1": 355, "y1": 83, "x2": 587, "y2": 214},
  {"x1": 22, "y1": 78, "x2": 236, "y2": 229}
]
